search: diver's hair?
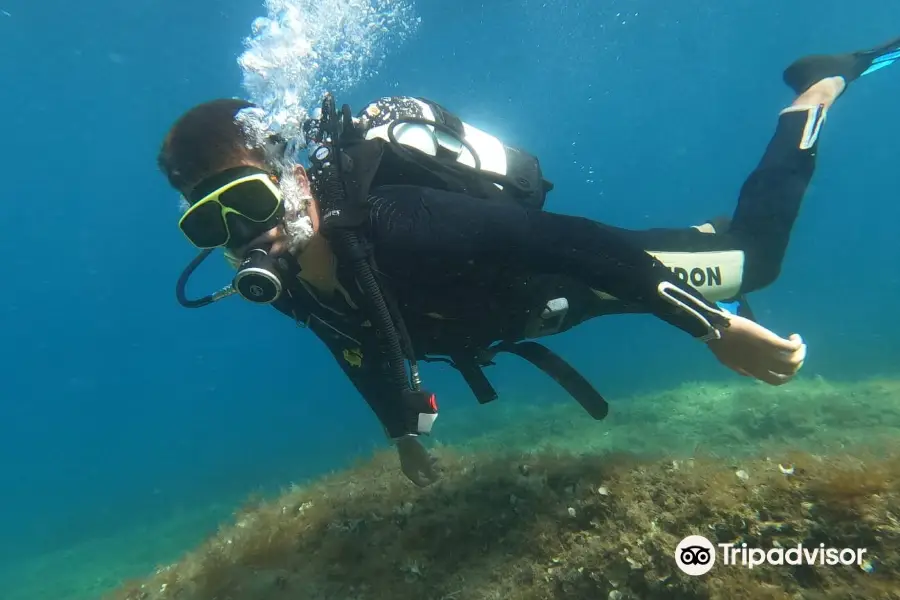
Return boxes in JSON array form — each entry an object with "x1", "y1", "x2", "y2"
[{"x1": 158, "y1": 98, "x2": 267, "y2": 194}]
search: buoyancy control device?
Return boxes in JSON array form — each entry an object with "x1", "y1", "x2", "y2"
[{"x1": 302, "y1": 95, "x2": 608, "y2": 422}]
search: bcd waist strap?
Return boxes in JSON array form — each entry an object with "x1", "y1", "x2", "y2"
[{"x1": 448, "y1": 342, "x2": 609, "y2": 420}]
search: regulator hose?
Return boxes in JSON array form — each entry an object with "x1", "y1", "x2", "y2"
[
  {"x1": 176, "y1": 249, "x2": 221, "y2": 308},
  {"x1": 310, "y1": 93, "x2": 412, "y2": 396}
]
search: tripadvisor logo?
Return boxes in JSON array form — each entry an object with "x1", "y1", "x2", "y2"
[
  {"x1": 674, "y1": 535, "x2": 869, "y2": 576},
  {"x1": 675, "y1": 535, "x2": 716, "y2": 576}
]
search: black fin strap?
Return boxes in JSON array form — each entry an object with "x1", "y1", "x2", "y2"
[{"x1": 493, "y1": 341, "x2": 609, "y2": 420}]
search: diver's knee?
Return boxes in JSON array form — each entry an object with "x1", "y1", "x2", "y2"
[
  {"x1": 745, "y1": 263, "x2": 782, "y2": 292},
  {"x1": 692, "y1": 216, "x2": 732, "y2": 235}
]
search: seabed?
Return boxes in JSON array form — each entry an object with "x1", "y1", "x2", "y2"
[{"x1": 7, "y1": 377, "x2": 900, "y2": 600}]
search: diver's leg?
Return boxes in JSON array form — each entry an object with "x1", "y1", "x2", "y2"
[
  {"x1": 575, "y1": 99, "x2": 818, "y2": 306},
  {"x1": 560, "y1": 38, "x2": 900, "y2": 325},
  {"x1": 722, "y1": 77, "x2": 843, "y2": 292},
  {"x1": 571, "y1": 95, "x2": 825, "y2": 307},
  {"x1": 726, "y1": 34, "x2": 900, "y2": 289},
  {"x1": 594, "y1": 37, "x2": 900, "y2": 300},
  {"x1": 559, "y1": 92, "x2": 832, "y2": 313},
  {"x1": 570, "y1": 81, "x2": 844, "y2": 304}
]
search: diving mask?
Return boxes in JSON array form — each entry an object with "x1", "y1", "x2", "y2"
[
  {"x1": 175, "y1": 166, "x2": 315, "y2": 309},
  {"x1": 179, "y1": 166, "x2": 284, "y2": 249}
]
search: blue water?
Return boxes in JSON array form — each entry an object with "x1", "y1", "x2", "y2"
[{"x1": 1, "y1": 0, "x2": 898, "y2": 572}]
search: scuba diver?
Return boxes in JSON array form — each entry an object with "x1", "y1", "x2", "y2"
[{"x1": 159, "y1": 38, "x2": 899, "y2": 487}]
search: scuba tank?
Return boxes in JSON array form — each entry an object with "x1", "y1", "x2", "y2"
[{"x1": 353, "y1": 96, "x2": 554, "y2": 210}]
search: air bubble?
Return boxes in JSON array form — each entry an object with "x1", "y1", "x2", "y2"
[{"x1": 238, "y1": 0, "x2": 419, "y2": 144}]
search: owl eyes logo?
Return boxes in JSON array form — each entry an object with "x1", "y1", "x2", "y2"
[{"x1": 675, "y1": 535, "x2": 716, "y2": 576}]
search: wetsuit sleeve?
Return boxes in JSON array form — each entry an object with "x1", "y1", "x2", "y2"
[
  {"x1": 270, "y1": 298, "x2": 412, "y2": 439},
  {"x1": 307, "y1": 319, "x2": 412, "y2": 439},
  {"x1": 367, "y1": 187, "x2": 729, "y2": 339}
]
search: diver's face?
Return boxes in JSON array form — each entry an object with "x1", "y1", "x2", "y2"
[
  {"x1": 225, "y1": 164, "x2": 318, "y2": 260},
  {"x1": 229, "y1": 225, "x2": 284, "y2": 258}
]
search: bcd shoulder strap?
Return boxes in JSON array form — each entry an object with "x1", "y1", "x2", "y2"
[{"x1": 324, "y1": 137, "x2": 389, "y2": 228}]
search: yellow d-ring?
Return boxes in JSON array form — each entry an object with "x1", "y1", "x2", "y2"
[{"x1": 343, "y1": 348, "x2": 363, "y2": 367}]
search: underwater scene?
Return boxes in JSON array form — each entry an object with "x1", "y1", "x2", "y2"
[{"x1": 2, "y1": 1, "x2": 899, "y2": 599}]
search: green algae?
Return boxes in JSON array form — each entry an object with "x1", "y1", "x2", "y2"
[{"x1": 103, "y1": 377, "x2": 900, "y2": 600}]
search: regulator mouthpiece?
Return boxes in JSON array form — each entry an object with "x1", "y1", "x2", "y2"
[{"x1": 232, "y1": 248, "x2": 284, "y2": 304}]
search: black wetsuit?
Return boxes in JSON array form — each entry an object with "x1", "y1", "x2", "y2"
[{"x1": 271, "y1": 106, "x2": 820, "y2": 438}]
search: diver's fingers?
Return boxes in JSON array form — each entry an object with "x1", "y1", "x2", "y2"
[
  {"x1": 765, "y1": 330, "x2": 804, "y2": 352},
  {"x1": 763, "y1": 339, "x2": 808, "y2": 376},
  {"x1": 419, "y1": 469, "x2": 440, "y2": 487},
  {"x1": 408, "y1": 469, "x2": 431, "y2": 487},
  {"x1": 416, "y1": 458, "x2": 442, "y2": 487},
  {"x1": 736, "y1": 315, "x2": 803, "y2": 352},
  {"x1": 781, "y1": 343, "x2": 807, "y2": 371},
  {"x1": 789, "y1": 337, "x2": 808, "y2": 367},
  {"x1": 756, "y1": 369, "x2": 793, "y2": 386}
]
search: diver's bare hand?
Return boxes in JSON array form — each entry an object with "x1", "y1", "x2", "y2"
[
  {"x1": 706, "y1": 314, "x2": 807, "y2": 385},
  {"x1": 396, "y1": 436, "x2": 441, "y2": 487}
]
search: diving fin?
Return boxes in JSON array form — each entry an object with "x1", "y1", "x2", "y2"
[{"x1": 783, "y1": 35, "x2": 900, "y2": 95}]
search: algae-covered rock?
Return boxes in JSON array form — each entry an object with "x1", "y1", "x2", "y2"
[
  {"x1": 109, "y1": 447, "x2": 900, "y2": 600},
  {"x1": 104, "y1": 378, "x2": 900, "y2": 600}
]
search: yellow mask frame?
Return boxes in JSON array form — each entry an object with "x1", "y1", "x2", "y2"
[{"x1": 178, "y1": 170, "x2": 283, "y2": 249}]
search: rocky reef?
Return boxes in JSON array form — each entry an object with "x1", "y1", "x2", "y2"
[{"x1": 109, "y1": 378, "x2": 900, "y2": 600}]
